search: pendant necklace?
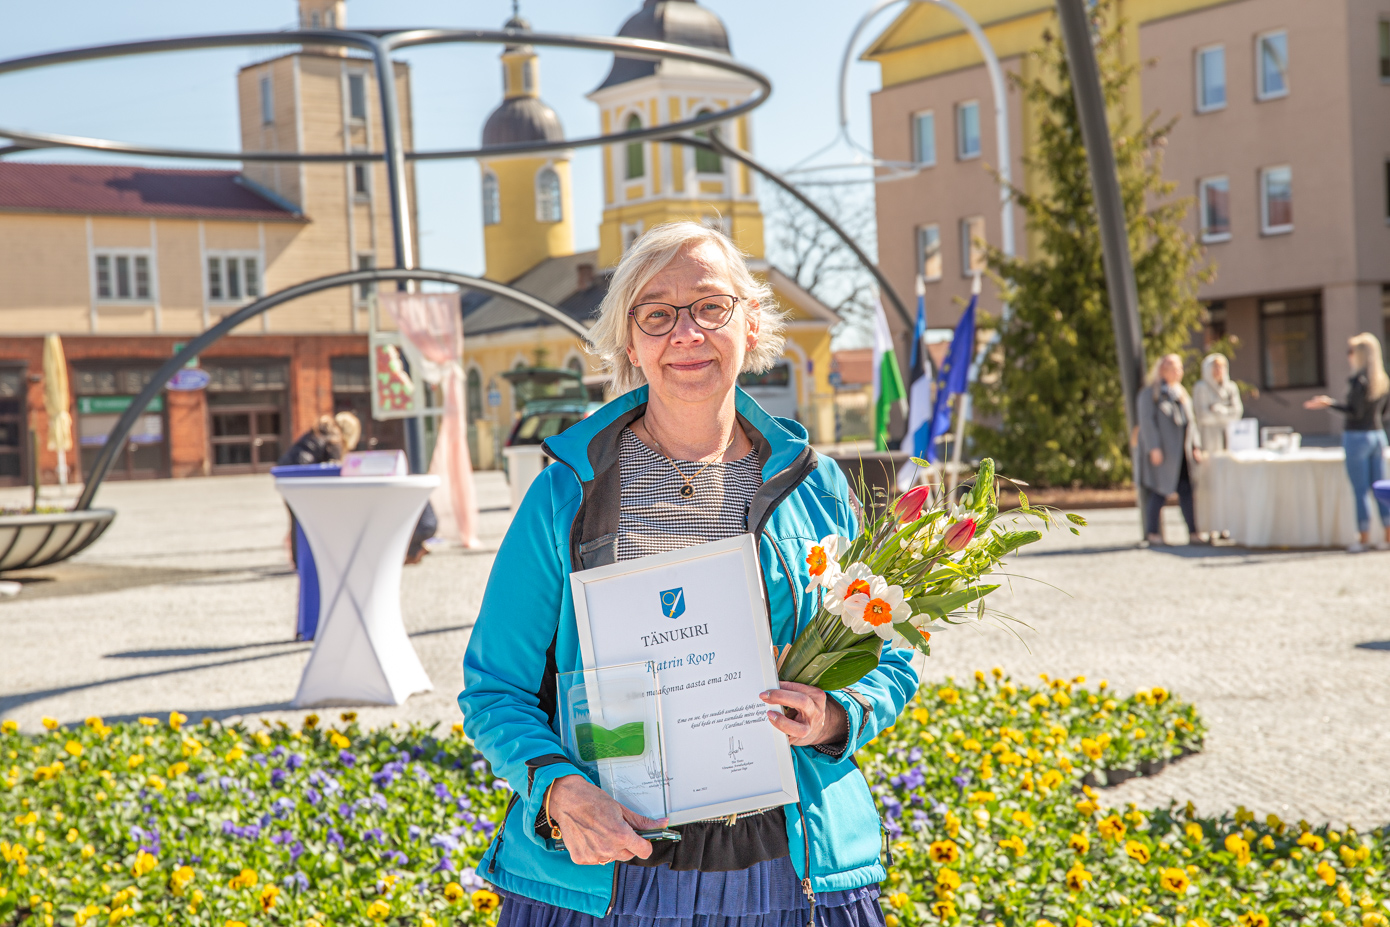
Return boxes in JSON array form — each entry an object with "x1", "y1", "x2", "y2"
[{"x1": 643, "y1": 425, "x2": 735, "y2": 499}]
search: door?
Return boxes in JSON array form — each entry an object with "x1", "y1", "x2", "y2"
[
  {"x1": 0, "y1": 366, "x2": 26, "y2": 487},
  {"x1": 209, "y1": 404, "x2": 283, "y2": 473},
  {"x1": 72, "y1": 363, "x2": 171, "y2": 482}
]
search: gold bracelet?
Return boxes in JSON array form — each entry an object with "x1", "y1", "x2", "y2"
[{"x1": 544, "y1": 783, "x2": 561, "y2": 840}]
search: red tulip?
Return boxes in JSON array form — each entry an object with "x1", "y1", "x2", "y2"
[
  {"x1": 893, "y1": 485, "x2": 931, "y2": 523},
  {"x1": 942, "y1": 518, "x2": 977, "y2": 552}
]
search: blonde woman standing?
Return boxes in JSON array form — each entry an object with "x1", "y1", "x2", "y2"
[
  {"x1": 1137, "y1": 353, "x2": 1204, "y2": 546},
  {"x1": 1304, "y1": 333, "x2": 1390, "y2": 551}
]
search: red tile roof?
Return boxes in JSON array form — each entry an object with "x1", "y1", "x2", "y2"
[
  {"x1": 832, "y1": 348, "x2": 873, "y2": 386},
  {"x1": 0, "y1": 163, "x2": 303, "y2": 221}
]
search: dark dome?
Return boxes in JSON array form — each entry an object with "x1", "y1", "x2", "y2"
[
  {"x1": 503, "y1": 14, "x2": 532, "y2": 30},
  {"x1": 481, "y1": 96, "x2": 565, "y2": 147},
  {"x1": 595, "y1": 0, "x2": 731, "y2": 91}
]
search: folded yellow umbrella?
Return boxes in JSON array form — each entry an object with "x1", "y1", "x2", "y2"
[{"x1": 42, "y1": 333, "x2": 73, "y2": 485}]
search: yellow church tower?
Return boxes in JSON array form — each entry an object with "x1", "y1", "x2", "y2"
[
  {"x1": 479, "y1": 12, "x2": 575, "y2": 283},
  {"x1": 587, "y1": 0, "x2": 765, "y2": 268}
]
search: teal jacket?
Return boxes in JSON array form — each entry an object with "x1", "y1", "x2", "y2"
[{"x1": 458, "y1": 386, "x2": 919, "y2": 916}]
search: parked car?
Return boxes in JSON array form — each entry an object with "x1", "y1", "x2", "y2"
[{"x1": 500, "y1": 367, "x2": 604, "y2": 477}]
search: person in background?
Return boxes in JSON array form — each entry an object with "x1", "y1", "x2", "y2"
[
  {"x1": 335, "y1": 411, "x2": 362, "y2": 454},
  {"x1": 279, "y1": 415, "x2": 343, "y2": 467},
  {"x1": 1138, "y1": 353, "x2": 1204, "y2": 546},
  {"x1": 1191, "y1": 353, "x2": 1242, "y2": 542},
  {"x1": 1304, "y1": 332, "x2": 1390, "y2": 552}
]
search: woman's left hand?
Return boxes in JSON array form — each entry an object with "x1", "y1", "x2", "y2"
[{"x1": 760, "y1": 681, "x2": 847, "y2": 747}]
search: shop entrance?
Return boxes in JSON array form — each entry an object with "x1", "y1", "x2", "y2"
[
  {"x1": 73, "y1": 363, "x2": 170, "y2": 482},
  {"x1": 0, "y1": 365, "x2": 27, "y2": 487},
  {"x1": 205, "y1": 359, "x2": 289, "y2": 474}
]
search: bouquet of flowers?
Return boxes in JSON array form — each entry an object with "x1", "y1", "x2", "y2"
[{"x1": 776, "y1": 458, "x2": 1083, "y2": 691}]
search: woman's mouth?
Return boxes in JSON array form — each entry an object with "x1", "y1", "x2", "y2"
[{"x1": 668, "y1": 359, "x2": 714, "y2": 372}]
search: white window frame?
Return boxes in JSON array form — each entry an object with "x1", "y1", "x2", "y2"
[
  {"x1": 621, "y1": 221, "x2": 644, "y2": 253},
  {"x1": 535, "y1": 165, "x2": 563, "y2": 222},
  {"x1": 259, "y1": 75, "x2": 274, "y2": 125},
  {"x1": 347, "y1": 72, "x2": 368, "y2": 121},
  {"x1": 93, "y1": 249, "x2": 155, "y2": 303},
  {"x1": 959, "y1": 216, "x2": 986, "y2": 277},
  {"x1": 1198, "y1": 176, "x2": 1232, "y2": 242},
  {"x1": 206, "y1": 251, "x2": 263, "y2": 304},
  {"x1": 1260, "y1": 165, "x2": 1293, "y2": 235},
  {"x1": 522, "y1": 59, "x2": 535, "y2": 93},
  {"x1": 482, "y1": 172, "x2": 501, "y2": 226},
  {"x1": 911, "y1": 110, "x2": 936, "y2": 167},
  {"x1": 1195, "y1": 44, "x2": 1226, "y2": 113},
  {"x1": 352, "y1": 160, "x2": 371, "y2": 199},
  {"x1": 1256, "y1": 29, "x2": 1289, "y2": 101},
  {"x1": 917, "y1": 224, "x2": 942, "y2": 281},
  {"x1": 956, "y1": 101, "x2": 981, "y2": 160}
]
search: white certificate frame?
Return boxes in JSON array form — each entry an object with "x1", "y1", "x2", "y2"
[{"x1": 569, "y1": 534, "x2": 799, "y2": 825}]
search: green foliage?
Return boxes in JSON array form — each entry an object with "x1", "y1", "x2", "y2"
[{"x1": 971, "y1": 1, "x2": 1213, "y2": 488}]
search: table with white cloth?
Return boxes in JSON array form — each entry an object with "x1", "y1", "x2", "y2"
[
  {"x1": 1197, "y1": 448, "x2": 1390, "y2": 548},
  {"x1": 275, "y1": 474, "x2": 439, "y2": 707}
]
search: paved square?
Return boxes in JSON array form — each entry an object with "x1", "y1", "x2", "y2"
[{"x1": 1, "y1": 474, "x2": 1387, "y2": 828}]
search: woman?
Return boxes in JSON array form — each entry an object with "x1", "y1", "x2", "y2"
[
  {"x1": 1137, "y1": 353, "x2": 1203, "y2": 546},
  {"x1": 1190, "y1": 354, "x2": 1242, "y2": 541},
  {"x1": 459, "y1": 222, "x2": 916, "y2": 926},
  {"x1": 335, "y1": 410, "x2": 362, "y2": 453},
  {"x1": 1303, "y1": 332, "x2": 1390, "y2": 552}
]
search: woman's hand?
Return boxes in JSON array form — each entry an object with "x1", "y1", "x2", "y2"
[
  {"x1": 547, "y1": 775, "x2": 665, "y2": 866},
  {"x1": 1303, "y1": 395, "x2": 1334, "y2": 410},
  {"x1": 1192, "y1": 447, "x2": 1205, "y2": 464},
  {"x1": 760, "y1": 681, "x2": 848, "y2": 747},
  {"x1": 1149, "y1": 448, "x2": 1164, "y2": 466}
]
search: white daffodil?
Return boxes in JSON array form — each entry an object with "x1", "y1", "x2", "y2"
[
  {"x1": 823, "y1": 562, "x2": 875, "y2": 615},
  {"x1": 804, "y1": 534, "x2": 850, "y2": 593},
  {"x1": 839, "y1": 575, "x2": 912, "y2": 641},
  {"x1": 890, "y1": 614, "x2": 942, "y2": 652}
]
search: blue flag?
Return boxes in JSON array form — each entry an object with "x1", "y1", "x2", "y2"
[
  {"x1": 921, "y1": 293, "x2": 977, "y2": 463},
  {"x1": 902, "y1": 281, "x2": 932, "y2": 466}
]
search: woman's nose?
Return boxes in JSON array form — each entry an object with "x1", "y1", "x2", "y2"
[{"x1": 668, "y1": 309, "x2": 706, "y2": 345}]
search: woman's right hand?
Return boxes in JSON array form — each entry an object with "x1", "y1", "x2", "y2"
[
  {"x1": 1303, "y1": 395, "x2": 1334, "y2": 410},
  {"x1": 548, "y1": 774, "x2": 665, "y2": 865},
  {"x1": 1149, "y1": 448, "x2": 1163, "y2": 466}
]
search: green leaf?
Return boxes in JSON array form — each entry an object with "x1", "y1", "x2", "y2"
[
  {"x1": 892, "y1": 621, "x2": 933, "y2": 656},
  {"x1": 909, "y1": 584, "x2": 999, "y2": 618},
  {"x1": 797, "y1": 636, "x2": 883, "y2": 690},
  {"x1": 1066, "y1": 512, "x2": 1088, "y2": 526}
]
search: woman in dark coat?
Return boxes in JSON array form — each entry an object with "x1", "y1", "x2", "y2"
[{"x1": 1137, "y1": 353, "x2": 1204, "y2": 546}]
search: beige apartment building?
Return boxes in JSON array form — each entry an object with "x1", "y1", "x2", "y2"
[
  {"x1": 0, "y1": 0, "x2": 411, "y2": 487},
  {"x1": 865, "y1": 0, "x2": 1390, "y2": 437}
]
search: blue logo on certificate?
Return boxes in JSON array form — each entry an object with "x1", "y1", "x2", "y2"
[{"x1": 660, "y1": 588, "x2": 686, "y2": 619}]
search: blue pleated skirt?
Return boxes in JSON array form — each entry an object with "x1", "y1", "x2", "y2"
[{"x1": 496, "y1": 857, "x2": 884, "y2": 927}]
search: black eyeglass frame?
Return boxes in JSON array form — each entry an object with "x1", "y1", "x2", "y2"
[{"x1": 628, "y1": 294, "x2": 741, "y2": 337}]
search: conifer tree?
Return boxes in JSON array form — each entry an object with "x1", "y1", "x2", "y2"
[{"x1": 971, "y1": 2, "x2": 1212, "y2": 488}]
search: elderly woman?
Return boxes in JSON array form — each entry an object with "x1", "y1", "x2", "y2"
[
  {"x1": 1304, "y1": 332, "x2": 1390, "y2": 552},
  {"x1": 1137, "y1": 353, "x2": 1203, "y2": 546},
  {"x1": 1190, "y1": 354, "x2": 1242, "y2": 540},
  {"x1": 459, "y1": 222, "x2": 916, "y2": 927}
]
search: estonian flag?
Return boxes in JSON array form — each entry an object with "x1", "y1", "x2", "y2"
[
  {"x1": 898, "y1": 276, "x2": 979, "y2": 487},
  {"x1": 872, "y1": 297, "x2": 907, "y2": 452},
  {"x1": 897, "y1": 277, "x2": 931, "y2": 490}
]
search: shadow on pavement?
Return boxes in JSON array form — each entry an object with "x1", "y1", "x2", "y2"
[
  {"x1": 105, "y1": 640, "x2": 299, "y2": 660},
  {"x1": 1355, "y1": 641, "x2": 1390, "y2": 652},
  {"x1": 0, "y1": 562, "x2": 227, "y2": 601}
]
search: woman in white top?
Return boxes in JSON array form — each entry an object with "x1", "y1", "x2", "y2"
[{"x1": 1190, "y1": 354, "x2": 1242, "y2": 541}]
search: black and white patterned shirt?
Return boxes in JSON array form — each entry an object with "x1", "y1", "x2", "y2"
[{"x1": 615, "y1": 427, "x2": 762, "y2": 562}]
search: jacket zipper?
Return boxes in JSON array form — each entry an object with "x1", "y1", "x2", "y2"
[
  {"x1": 488, "y1": 792, "x2": 521, "y2": 875},
  {"x1": 797, "y1": 801, "x2": 817, "y2": 927}
]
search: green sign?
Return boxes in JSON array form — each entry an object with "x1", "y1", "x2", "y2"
[
  {"x1": 77, "y1": 395, "x2": 165, "y2": 415},
  {"x1": 171, "y1": 342, "x2": 199, "y2": 369}
]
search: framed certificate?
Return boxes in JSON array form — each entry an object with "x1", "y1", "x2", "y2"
[{"x1": 569, "y1": 534, "x2": 799, "y2": 825}]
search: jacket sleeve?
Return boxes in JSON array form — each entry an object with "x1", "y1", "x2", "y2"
[
  {"x1": 1329, "y1": 378, "x2": 1366, "y2": 418},
  {"x1": 1136, "y1": 387, "x2": 1160, "y2": 453},
  {"x1": 458, "y1": 471, "x2": 590, "y2": 845}
]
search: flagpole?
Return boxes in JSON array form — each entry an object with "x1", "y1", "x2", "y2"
[{"x1": 947, "y1": 273, "x2": 984, "y2": 497}]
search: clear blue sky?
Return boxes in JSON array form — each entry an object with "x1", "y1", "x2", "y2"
[{"x1": 0, "y1": 0, "x2": 895, "y2": 283}]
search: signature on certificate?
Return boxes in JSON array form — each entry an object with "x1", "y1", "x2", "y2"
[{"x1": 727, "y1": 736, "x2": 744, "y2": 760}]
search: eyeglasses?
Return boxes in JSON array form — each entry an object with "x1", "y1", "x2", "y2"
[{"x1": 629, "y1": 294, "x2": 740, "y2": 337}]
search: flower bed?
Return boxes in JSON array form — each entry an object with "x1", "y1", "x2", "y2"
[{"x1": 0, "y1": 676, "x2": 1384, "y2": 927}]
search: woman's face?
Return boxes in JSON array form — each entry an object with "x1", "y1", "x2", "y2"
[
  {"x1": 1211, "y1": 359, "x2": 1227, "y2": 384},
  {"x1": 625, "y1": 242, "x2": 760, "y2": 408},
  {"x1": 1161, "y1": 355, "x2": 1183, "y2": 384}
]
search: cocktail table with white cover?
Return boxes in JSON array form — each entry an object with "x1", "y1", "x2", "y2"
[
  {"x1": 275, "y1": 474, "x2": 439, "y2": 706},
  {"x1": 1201, "y1": 448, "x2": 1390, "y2": 548}
]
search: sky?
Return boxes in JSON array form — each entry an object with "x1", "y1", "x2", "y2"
[{"x1": 0, "y1": 0, "x2": 897, "y2": 327}]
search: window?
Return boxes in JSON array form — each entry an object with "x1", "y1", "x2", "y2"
[
  {"x1": 1196, "y1": 45, "x2": 1226, "y2": 112},
  {"x1": 260, "y1": 75, "x2": 274, "y2": 124},
  {"x1": 206, "y1": 253, "x2": 261, "y2": 302},
  {"x1": 522, "y1": 59, "x2": 534, "y2": 93},
  {"x1": 917, "y1": 225, "x2": 942, "y2": 281},
  {"x1": 352, "y1": 162, "x2": 370, "y2": 197},
  {"x1": 693, "y1": 109, "x2": 722, "y2": 173},
  {"x1": 960, "y1": 216, "x2": 986, "y2": 276},
  {"x1": 912, "y1": 111, "x2": 936, "y2": 166},
  {"x1": 625, "y1": 113, "x2": 645, "y2": 180},
  {"x1": 1204, "y1": 300, "x2": 1227, "y2": 347},
  {"x1": 347, "y1": 73, "x2": 367, "y2": 120},
  {"x1": 1382, "y1": 285, "x2": 1390, "y2": 349},
  {"x1": 1199, "y1": 176, "x2": 1231, "y2": 242},
  {"x1": 1256, "y1": 30, "x2": 1289, "y2": 100},
  {"x1": 466, "y1": 367, "x2": 483, "y2": 422},
  {"x1": 356, "y1": 254, "x2": 375, "y2": 303},
  {"x1": 1260, "y1": 293, "x2": 1322, "y2": 389},
  {"x1": 1380, "y1": 20, "x2": 1390, "y2": 80},
  {"x1": 1260, "y1": 165, "x2": 1293, "y2": 234},
  {"x1": 535, "y1": 166, "x2": 562, "y2": 222},
  {"x1": 94, "y1": 251, "x2": 152, "y2": 301},
  {"x1": 621, "y1": 221, "x2": 643, "y2": 253},
  {"x1": 482, "y1": 173, "x2": 501, "y2": 225},
  {"x1": 956, "y1": 101, "x2": 981, "y2": 160}
]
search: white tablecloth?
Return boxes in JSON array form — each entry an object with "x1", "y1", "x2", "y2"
[
  {"x1": 276, "y1": 475, "x2": 439, "y2": 706},
  {"x1": 1197, "y1": 448, "x2": 1390, "y2": 548}
]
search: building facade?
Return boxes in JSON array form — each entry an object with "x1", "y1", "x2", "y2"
[
  {"x1": 864, "y1": 0, "x2": 1390, "y2": 437},
  {"x1": 0, "y1": 0, "x2": 410, "y2": 487},
  {"x1": 462, "y1": 0, "x2": 840, "y2": 459}
]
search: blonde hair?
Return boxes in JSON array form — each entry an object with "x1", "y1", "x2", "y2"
[
  {"x1": 335, "y1": 411, "x2": 362, "y2": 452},
  {"x1": 587, "y1": 221, "x2": 786, "y2": 395},
  {"x1": 1350, "y1": 332, "x2": 1389, "y2": 400},
  {"x1": 1146, "y1": 353, "x2": 1188, "y2": 400}
]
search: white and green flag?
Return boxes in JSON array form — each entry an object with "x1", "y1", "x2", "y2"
[{"x1": 871, "y1": 297, "x2": 907, "y2": 452}]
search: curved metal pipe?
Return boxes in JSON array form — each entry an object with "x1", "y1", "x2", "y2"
[{"x1": 73, "y1": 268, "x2": 589, "y2": 511}]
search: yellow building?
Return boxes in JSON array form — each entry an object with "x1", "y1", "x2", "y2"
[{"x1": 462, "y1": 1, "x2": 840, "y2": 462}]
